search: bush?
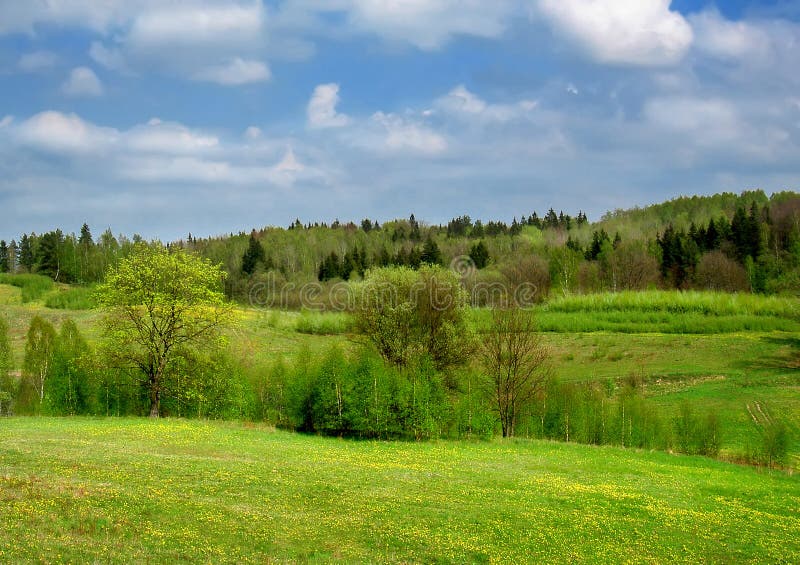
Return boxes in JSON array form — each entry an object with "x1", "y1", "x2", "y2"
[
  {"x1": 695, "y1": 251, "x2": 750, "y2": 292},
  {"x1": 759, "y1": 420, "x2": 789, "y2": 468}
]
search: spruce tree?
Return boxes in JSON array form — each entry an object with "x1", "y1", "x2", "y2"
[
  {"x1": 469, "y1": 241, "x2": 490, "y2": 269},
  {"x1": 241, "y1": 231, "x2": 266, "y2": 275},
  {"x1": 421, "y1": 237, "x2": 442, "y2": 265},
  {"x1": 0, "y1": 240, "x2": 9, "y2": 273}
]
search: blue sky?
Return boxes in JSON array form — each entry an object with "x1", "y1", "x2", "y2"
[{"x1": 1, "y1": 0, "x2": 799, "y2": 241}]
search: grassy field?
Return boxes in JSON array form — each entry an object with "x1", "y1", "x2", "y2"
[{"x1": 1, "y1": 418, "x2": 798, "y2": 563}]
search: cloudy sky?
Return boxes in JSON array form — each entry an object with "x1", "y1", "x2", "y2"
[{"x1": 1, "y1": 0, "x2": 799, "y2": 241}]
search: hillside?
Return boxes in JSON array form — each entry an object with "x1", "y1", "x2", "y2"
[{"x1": 1, "y1": 418, "x2": 798, "y2": 563}]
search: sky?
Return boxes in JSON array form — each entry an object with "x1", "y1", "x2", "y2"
[{"x1": 1, "y1": 0, "x2": 799, "y2": 241}]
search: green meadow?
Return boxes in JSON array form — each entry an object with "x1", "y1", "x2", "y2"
[
  {"x1": 1, "y1": 417, "x2": 798, "y2": 563},
  {"x1": 1, "y1": 279, "x2": 800, "y2": 561}
]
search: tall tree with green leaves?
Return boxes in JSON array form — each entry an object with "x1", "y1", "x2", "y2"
[
  {"x1": 0, "y1": 317, "x2": 13, "y2": 415},
  {"x1": 21, "y1": 315, "x2": 57, "y2": 412},
  {"x1": 49, "y1": 318, "x2": 94, "y2": 415},
  {"x1": 96, "y1": 244, "x2": 233, "y2": 417}
]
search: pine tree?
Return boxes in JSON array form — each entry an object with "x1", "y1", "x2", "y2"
[
  {"x1": 79, "y1": 223, "x2": 93, "y2": 247},
  {"x1": 18, "y1": 234, "x2": 35, "y2": 272},
  {"x1": 469, "y1": 241, "x2": 490, "y2": 269},
  {"x1": 0, "y1": 240, "x2": 9, "y2": 273},
  {"x1": 241, "y1": 231, "x2": 266, "y2": 275},
  {"x1": 36, "y1": 230, "x2": 64, "y2": 280},
  {"x1": 420, "y1": 237, "x2": 442, "y2": 265}
]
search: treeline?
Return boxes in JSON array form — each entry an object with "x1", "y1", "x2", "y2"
[
  {"x1": 3, "y1": 190, "x2": 800, "y2": 301},
  {"x1": 0, "y1": 314, "x2": 788, "y2": 467}
]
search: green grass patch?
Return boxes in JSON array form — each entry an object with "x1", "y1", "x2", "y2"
[
  {"x1": 44, "y1": 286, "x2": 97, "y2": 310},
  {"x1": 295, "y1": 310, "x2": 354, "y2": 335},
  {"x1": 0, "y1": 274, "x2": 54, "y2": 303},
  {"x1": 0, "y1": 418, "x2": 798, "y2": 563}
]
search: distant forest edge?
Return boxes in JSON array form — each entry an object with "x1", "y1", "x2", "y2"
[{"x1": 2, "y1": 189, "x2": 800, "y2": 301}]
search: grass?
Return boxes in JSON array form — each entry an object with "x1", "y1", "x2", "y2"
[
  {"x1": 43, "y1": 286, "x2": 97, "y2": 310},
  {"x1": 1, "y1": 418, "x2": 798, "y2": 563},
  {"x1": 0, "y1": 274, "x2": 54, "y2": 303}
]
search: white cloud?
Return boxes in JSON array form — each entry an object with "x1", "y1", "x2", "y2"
[
  {"x1": 344, "y1": 0, "x2": 516, "y2": 50},
  {"x1": 274, "y1": 147, "x2": 303, "y2": 173},
  {"x1": 119, "y1": 157, "x2": 233, "y2": 183},
  {"x1": 307, "y1": 83, "x2": 350, "y2": 129},
  {"x1": 61, "y1": 67, "x2": 104, "y2": 97},
  {"x1": 126, "y1": 121, "x2": 220, "y2": 155},
  {"x1": 18, "y1": 51, "x2": 57, "y2": 72},
  {"x1": 434, "y1": 85, "x2": 537, "y2": 122},
  {"x1": 193, "y1": 58, "x2": 271, "y2": 86},
  {"x1": 126, "y1": 3, "x2": 265, "y2": 50},
  {"x1": 537, "y1": 0, "x2": 693, "y2": 66},
  {"x1": 245, "y1": 126, "x2": 263, "y2": 140},
  {"x1": 370, "y1": 112, "x2": 447, "y2": 154},
  {"x1": 89, "y1": 41, "x2": 129, "y2": 72},
  {"x1": 0, "y1": 116, "x2": 13, "y2": 129},
  {"x1": 16, "y1": 112, "x2": 118, "y2": 153}
]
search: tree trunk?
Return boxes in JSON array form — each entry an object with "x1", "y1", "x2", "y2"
[{"x1": 149, "y1": 387, "x2": 160, "y2": 418}]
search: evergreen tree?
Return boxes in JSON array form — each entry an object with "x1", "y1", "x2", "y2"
[
  {"x1": 79, "y1": 223, "x2": 93, "y2": 247},
  {"x1": 469, "y1": 241, "x2": 490, "y2": 269},
  {"x1": 471, "y1": 220, "x2": 485, "y2": 238},
  {"x1": 0, "y1": 240, "x2": 9, "y2": 273},
  {"x1": 420, "y1": 237, "x2": 442, "y2": 265},
  {"x1": 241, "y1": 231, "x2": 266, "y2": 275},
  {"x1": 36, "y1": 230, "x2": 64, "y2": 280},
  {"x1": 18, "y1": 234, "x2": 35, "y2": 272}
]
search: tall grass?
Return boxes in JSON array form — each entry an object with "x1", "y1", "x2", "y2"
[
  {"x1": 544, "y1": 291, "x2": 799, "y2": 318},
  {"x1": 468, "y1": 291, "x2": 800, "y2": 334},
  {"x1": 0, "y1": 273, "x2": 54, "y2": 303},
  {"x1": 295, "y1": 310, "x2": 354, "y2": 335},
  {"x1": 44, "y1": 286, "x2": 96, "y2": 310}
]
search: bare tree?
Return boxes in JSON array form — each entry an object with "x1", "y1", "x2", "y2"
[{"x1": 480, "y1": 308, "x2": 551, "y2": 437}]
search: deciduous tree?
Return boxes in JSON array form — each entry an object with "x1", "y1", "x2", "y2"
[{"x1": 96, "y1": 244, "x2": 233, "y2": 417}]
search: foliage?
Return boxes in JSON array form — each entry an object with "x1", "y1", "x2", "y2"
[
  {"x1": 353, "y1": 265, "x2": 473, "y2": 369},
  {"x1": 19, "y1": 315, "x2": 57, "y2": 414},
  {"x1": 96, "y1": 244, "x2": 233, "y2": 417},
  {"x1": 47, "y1": 318, "x2": 96, "y2": 415},
  {"x1": 0, "y1": 316, "x2": 12, "y2": 415}
]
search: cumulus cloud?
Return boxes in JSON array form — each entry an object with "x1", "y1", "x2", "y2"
[
  {"x1": 18, "y1": 51, "x2": 57, "y2": 72},
  {"x1": 307, "y1": 83, "x2": 350, "y2": 129},
  {"x1": 125, "y1": 3, "x2": 265, "y2": 50},
  {"x1": 193, "y1": 58, "x2": 271, "y2": 85},
  {"x1": 369, "y1": 112, "x2": 447, "y2": 155},
  {"x1": 434, "y1": 85, "x2": 537, "y2": 122},
  {"x1": 16, "y1": 112, "x2": 117, "y2": 153},
  {"x1": 61, "y1": 67, "x2": 104, "y2": 97},
  {"x1": 537, "y1": 0, "x2": 693, "y2": 66},
  {"x1": 126, "y1": 120, "x2": 220, "y2": 155},
  {"x1": 89, "y1": 41, "x2": 129, "y2": 72},
  {"x1": 343, "y1": 0, "x2": 517, "y2": 50}
]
